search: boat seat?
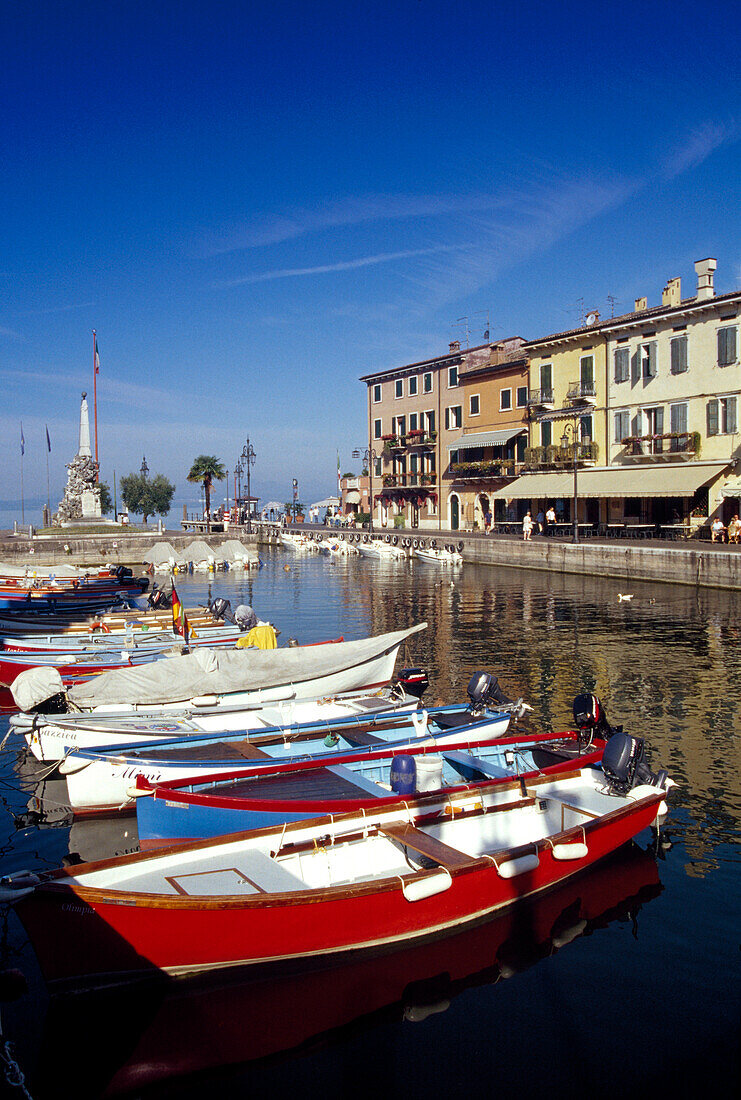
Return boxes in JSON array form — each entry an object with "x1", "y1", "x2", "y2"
[
  {"x1": 442, "y1": 749, "x2": 511, "y2": 779},
  {"x1": 380, "y1": 823, "x2": 472, "y2": 871}
]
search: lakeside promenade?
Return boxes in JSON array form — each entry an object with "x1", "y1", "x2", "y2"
[{"x1": 2, "y1": 523, "x2": 740, "y2": 592}]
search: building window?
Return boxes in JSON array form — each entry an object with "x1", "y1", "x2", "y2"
[
  {"x1": 372, "y1": 384, "x2": 381, "y2": 403},
  {"x1": 516, "y1": 385, "x2": 528, "y2": 407},
  {"x1": 395, "y1": 379, "x2": 403, "y2": 399},
  {"x1": 539, "y1": 363, "x2": 552, "y2": 396},
  {"x1": 670, "y1": 403, "x2": 688, "y2": 436},
  {"x1": 373, "y1": 419, "x2": 382, "y2": 440},
  {"x1": 394, "y1": 415, "x2": 406, "y2": 438},
  {"x1": 470, "y1": 394, "x2": 480, "y2": 416},
  {"x1": 706, "y1": 398, "x2": 736, "y2": 436},
  {"x1": 721, "y1": 396, "x2": 738, "y2": 434},
  {"x1": 374, "y1": 457, "x2": 382, "y2": 478},
  {"x1": 579, "y1": 414, "x2": 594, "y2": 441},
  {"x1": 641, "y1": 341, "x2": 658, "y2": 380},
  {"x1": 541, "y1": 421, "x2": 552, "y2": 447},
  {"x1": 423, "y1": 372, "x2": 433, "y2": 393},
  {"x1": 670, "y1": 335, "x2": 688, "y2": 374},
  {"x1": 445, "y1": 406, "x2": 462, "y2": 430},
  {"x1": 614, "y1": 410, "x2": 630, "y2": 443},
  {"x1": 718, "y1": 326, "x2": 738, "y2": 366},
  {"x1": 409, "y1": 412, "x2": 418, "y2": 432},
  {"x1": 425, "y1": 410, "x2": 435, "y2": 434},
  {"x1": 408, "y1": 375, "x2": 418, "y2": 396},
  {"x1": 500, "y1": 388, "x2": 512, "y2": 411},
  {"x1": 614, "y1": 346, "x2": 630, "y2": 383},
  {"x1": 448, "y1": 366, "x2": 458, "y2": 387}
]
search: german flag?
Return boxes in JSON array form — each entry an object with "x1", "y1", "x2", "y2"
[{"x1": 171, "y1": 584, "x2": 197, "y2": 644}]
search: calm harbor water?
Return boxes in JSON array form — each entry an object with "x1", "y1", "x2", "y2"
[{"x1": 0, "y1": 549, "x2": 739, "y2": 1098}]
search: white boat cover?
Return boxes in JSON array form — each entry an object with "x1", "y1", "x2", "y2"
[
  {"x1": 141, "y1": 542, "x2": 188, "y2": 567},
  {"x1": 0, "y1": 561, "x2": 84, "y2": 579},
  {"x1": 181, "y1": 540, "x2": 218, "y2": 565},
  {"x1": 220, "y1": 540, "x2": 259, "y2": 563},
  {"x1": 53, "y1": 624, "x2": 426, "y2": 707},
  {"x1": 12, "y1": 667, "x2": 65, "y2": 712}
]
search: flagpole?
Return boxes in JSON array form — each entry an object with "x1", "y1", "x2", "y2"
[
  {"x1": 92, "y1": 330, "x2": 99, "y2": 477},
  {"x1": 46, "y1": 449, "x2": 50, "y2": 516},
  {"x1": 20, "y1": 423, "x2": 25, "y2": 526}
]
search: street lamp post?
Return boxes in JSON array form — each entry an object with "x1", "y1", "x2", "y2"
[
  {"x1": 352, "y1": 447, "x2": 378, "y2": 536},
  {"x1": 560, "y1": 423, "x2": 579, "y2": 544},
  {"x1": 140, "y1": 456, "x2": 149, "y2": 479},
  {"x1": 241, "y1": 439, "x2": 256, "y2": 534}
]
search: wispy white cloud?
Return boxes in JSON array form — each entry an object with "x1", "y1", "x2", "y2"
[
  {"x1": 220, "y1": 245, "x2": 462, "y2": 286},
  {"x1": 660, "y1": 120, "x2": 739, "y2": 180},
  {"x1": 201, "y1": 194, "x2": 500, "y2": 256}
]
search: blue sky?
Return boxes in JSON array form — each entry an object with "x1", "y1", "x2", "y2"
[{"x1": 2, "y1": 0, "x2": 739, "y2": 522}]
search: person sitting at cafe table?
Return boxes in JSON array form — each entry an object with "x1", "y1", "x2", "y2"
[
  {"x1": 728, "y1": 514, "x2": 741, "y2": 544},
  {"x1": 711, "y1": 516, "x2": 725, "y2": 542}
]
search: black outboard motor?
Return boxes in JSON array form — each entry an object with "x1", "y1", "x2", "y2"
[
  {"x1": 467, "y1": 672, "x2": 512, "y2": 715},
  {"x1": 147, "y1": 586, "x2": 172, "y2": 610},
  {"x1": 601, "y1": 732, "x2": 664, "y2": 793},
  {"x1": 396, "y1": 667, "x2": 429, "y2": 701},
  {"x1": 209, "y1": 597, "x2": 235, "y2": 624},
  {"x1": 572, "y1": 693, "x2": 613, "y2": 743}
]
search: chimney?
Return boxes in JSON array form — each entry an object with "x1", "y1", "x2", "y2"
[
  {"x1": 449, "y1": 340, "x2": 460, "y2": 353},
  {"x1": 634, "y1": 296, "x2": 647, "y2": 312},
  {"x1": 695, "y1": 257, "x2": 717, "y2": 301},
  {"x1": 662, "y1": 277, "x2": 681, "y2": 307}
]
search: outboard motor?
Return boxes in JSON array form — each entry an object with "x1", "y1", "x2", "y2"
[
  {"x1": 147, "y1": 586, "x2": 171, "y2": 610},
  {"x1": 601, "y1": 732, "x2": 662, "y2": 793},
  {"x1": 209, "y1": 598, "x2": 235, "y2": 624},
  {"x1": 234, "y1": 604, "x2": 258, "y2": 631},
  {"x1": 467, "y1": 672, "x2": 512, "y2": 714},
  {"x1": 572, "y1": 693, "x2": 613, "y2": 744},
  {"x1": 396, "y1": 667, "x2": 429, "y2": 702}
]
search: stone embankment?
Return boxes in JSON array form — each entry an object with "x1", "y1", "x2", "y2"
[{"x1": 2, "y1": 526, "x2": 740, "y2": 591}]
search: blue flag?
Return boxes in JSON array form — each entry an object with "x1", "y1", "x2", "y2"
[
  {"x1": 46, "y1": 425, "x2": 51, "y2": 453},
  {"x1": 20, "y1": 423, "x2": 24, "y2": 456}
]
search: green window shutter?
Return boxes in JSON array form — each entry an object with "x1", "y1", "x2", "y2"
[
  {"x1": 631, "y1": 350, "x2": 640, "y2": 386},
  {"x1": 580, "y1": 356, "x2": 594, "y2": 385},
  {"x1": 726, "y1": 397, "x2": 738, "y2": 434},
  {"x1": 707, "y1": 399, "x2": 719, "y2": 436},
  {"x1": 671, "y1": 336, "x2": 687, "y2": 374},
  {"x1": 719, "y1": 326, "x2": 737, "y2": 366}
]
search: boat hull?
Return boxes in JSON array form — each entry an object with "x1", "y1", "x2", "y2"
[{"x1": 13, "y1": 789, "x2": 663, "y2": 990}]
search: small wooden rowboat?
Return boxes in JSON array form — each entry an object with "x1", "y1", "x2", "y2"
[
  {"x1": 1, "y1": 742, "x2": 672, "y2": 990},
  {"x1": 133, "y1": 730, "x2": 605, "y2": 847}
]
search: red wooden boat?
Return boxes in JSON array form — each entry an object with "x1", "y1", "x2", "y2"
[{"x1": 2, "y1": 737, "x2": 671, "y2": 990}]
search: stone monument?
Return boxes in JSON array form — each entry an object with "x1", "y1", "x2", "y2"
[{"x1": 56, "y1": 393, "x2": 103, "y2": 524}]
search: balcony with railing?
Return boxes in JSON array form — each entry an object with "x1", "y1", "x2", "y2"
[
  {"x1": 567, "y1": 380, "x2": 597, "y2": 405},
  {"x1": 526, "y1": 388, "x2": 555, "y2": 408},
  {"x1": 620, "y1": 432, "x2": 700, "y2": 462},
  {"x1": 524, "y1": 442, "x2": 599, "y2": 469},
  {"x1": 449, "y1": 460, "x2": 518, "y2": 480},
  {"x1": 405, "y1": 429, "x2": 438, "y2": 447},
  {"x1": 382, "y1": 472, "x2": 437, "y2": 488}
]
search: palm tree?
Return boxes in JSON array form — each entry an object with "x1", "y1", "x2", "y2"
[{"x1": 187, "y1": 455, "x2": 225, "y2": 533}]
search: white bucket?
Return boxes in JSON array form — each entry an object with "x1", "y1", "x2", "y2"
[{"x1": 415, "y1": 754, "x2": 444, "y2": 793}]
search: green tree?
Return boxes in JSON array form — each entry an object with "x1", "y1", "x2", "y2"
[
  {"x1": 98, "y1": 482, "x2": 113, "y2": 516},
  {"x1": 120, "y1": 472, "x2": 176, "y2": 524},
  {"x1": 187, "y1": 455, "x2": 225, "y2": 532}
]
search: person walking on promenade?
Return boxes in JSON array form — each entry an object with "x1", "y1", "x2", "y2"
[
  {"x1": 484, "y1": 508, "x2": 492, "y2": 535},
  {"x1": 522, "y1": 511, "x2": 533, "y2": 541},
  {"x1": 546, "y1": 505, "x2": 556, "y2": 536},
  {"x1": 536, "y1": 509, "x2": 545, "y2": 535}
]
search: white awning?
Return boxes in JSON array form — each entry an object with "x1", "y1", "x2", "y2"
[
  {"x1": 447, "y1": 428, "x2": 524, "y2": 453},
  {"x1": 721, "y1": 478, "x2": 741, "y2": 498},
  {"x1": 489, "y1": 463, "x2": 728, "y2": 500},
  {"x1": 311, "y1": 497, "x2": 341, "y2": 508},
  {"x1": 344, "y1": 490, "x2": 361, "y2": 504}
]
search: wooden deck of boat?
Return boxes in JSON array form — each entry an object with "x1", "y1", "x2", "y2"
[
  {"x1": 205, "y1": 766, "x2": 377, "y2": 802},
  {"x1": 135, "y1": 740, "x2": 271, "y2": 763}
]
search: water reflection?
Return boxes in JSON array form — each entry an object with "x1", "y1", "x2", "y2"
[{"x1": 29, "y1": 843, "x2": 661, "y2": 1099}]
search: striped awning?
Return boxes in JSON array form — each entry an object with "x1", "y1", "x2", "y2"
[
  {"x1": 488, "y1": 462, "x2": 728, "y2": 500},
  {"x1": 447, "y1": 428, "x2": 524, "y2": 453}
]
